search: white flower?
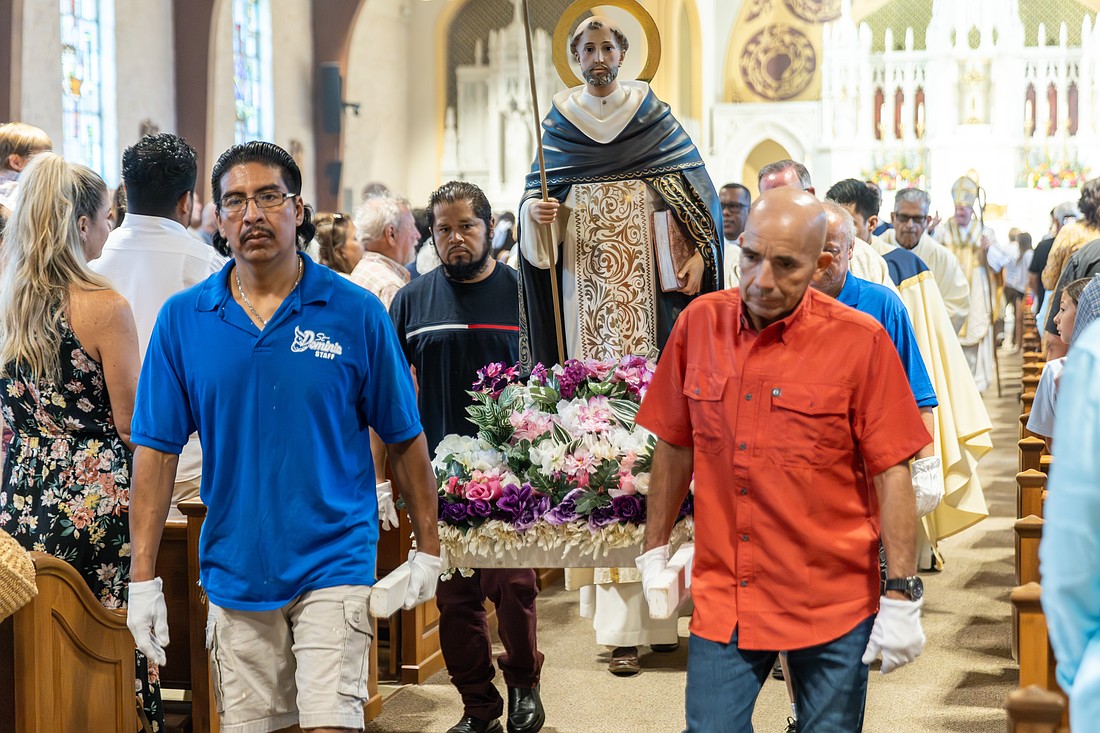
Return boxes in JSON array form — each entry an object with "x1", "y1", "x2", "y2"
[
  {"x1": 529, "y1": 441, "x2": 568, "y2": 474},
  {"x1": 633, "y1": 473, "x2": 651, "y2": 495}
]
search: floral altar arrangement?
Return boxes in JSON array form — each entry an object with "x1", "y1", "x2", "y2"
[
  {"x1": 1019, "y1": 150, "x2": 1089, "y2": 190},
  {"x1": 863, "y1": 151, "x2": 927, "y2": 192},
  {"x1": 432, "y1": 356, "x2": 694, "y2": 568}
]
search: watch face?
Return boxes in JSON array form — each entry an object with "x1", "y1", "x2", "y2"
[{"x1": 909, "y1": 576, "x2": 924, "y2": 601}]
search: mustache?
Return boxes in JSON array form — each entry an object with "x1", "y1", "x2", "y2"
[{"x1": 242, "y1": 227, "x2": 275, "y2": 242}]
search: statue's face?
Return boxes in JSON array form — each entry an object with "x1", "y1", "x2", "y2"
[{"x1": 576, "y1": 26, "x2": 623, "y2": 88}]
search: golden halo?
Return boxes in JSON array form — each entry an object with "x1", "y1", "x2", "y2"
[{"x1": 552, "y1": 0, "x2": 662, "y2": 88}]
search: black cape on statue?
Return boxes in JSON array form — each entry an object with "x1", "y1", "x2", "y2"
[{"x1": 517, "y1": 87, "x2": 723, "y2": 372}]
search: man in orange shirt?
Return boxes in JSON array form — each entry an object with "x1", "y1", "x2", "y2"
[{"x1": 636, "y1": 188, "x2": 930, "y2": 732}]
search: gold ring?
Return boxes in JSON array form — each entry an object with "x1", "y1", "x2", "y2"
[{"x1": 552, "y1": 0, "x2": 662, "y2": 87}]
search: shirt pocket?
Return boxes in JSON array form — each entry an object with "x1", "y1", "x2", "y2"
[
  {"x1": 683, "y1": 366, "x2": 728, "y2": 454},
  {"x1": 765, "y1": 383, "x2": 850, "y2": 467}
]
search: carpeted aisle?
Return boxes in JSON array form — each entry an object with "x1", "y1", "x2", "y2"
[{"x1": 366, "y1": 353, "x2": 1021, "y2": 733}]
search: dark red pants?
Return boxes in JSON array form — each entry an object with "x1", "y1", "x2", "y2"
[{"x1": 436, "y1": 568, "x2": 544, "y2": 720}]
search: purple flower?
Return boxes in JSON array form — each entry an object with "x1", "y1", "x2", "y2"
[
  {"x1": 472, "y1": 361, "x2": 521, "y2": 396},
  {"x1": 441, "y1": 501, "x2": 470, "y2": 525},
  {"x1": 514, "y1": 494, "x2": 551, "y2": 531},
  {"x1": 530, "y1": 363, "x2": 550, "y2": 385},
  {"x1": 496, "y1": 482, "x2": 532, "y2": 522},
  {"x1": 612, "y1": 494, "x2": 644, "y2": 524},
  {"x1": 468, "y1": 499, "x2": 493, "y2": 518},
  {"x1": 545, "y1": 489, "x2": 583, "y2": 525},
  {"x1": 555, "y1": 360, "x2": 589, "y2": 400},
  {"x1": 588, "y1": 504, "x2": 617, "y2": 529}
]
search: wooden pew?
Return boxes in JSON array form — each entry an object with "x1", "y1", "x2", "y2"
[
  {"x1": 1011, "y1": 583, "x2": 1066, "y2": 714},
  {"x1": 1006, "y1": 686, "x2": 1065, "y2": 733},
  {"x1": 177, "y1": 500, "x2": 383, "y2": 732},
  {"x1": 0, "y1": 553, "x2": 138, "y2": 733},
  {"x1": 157, "y1": 509, "x2": 192, "y2": 693},
  {"x1": 1019, "y1": 437, "x2": 1046, "y2": 473},
  {"x1": 1017, "y1": 470, "x2": 1048, "y2": 520},
  {"x1": 1022, "y1": 390, "x2": 1037, "y2": 416},
  {"x1": 1015, "y1": 516, "x2": 1043, "y2": 586}
]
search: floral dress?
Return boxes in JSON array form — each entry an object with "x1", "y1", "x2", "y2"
[{"x1": 0, "y1": 315, "x2": 162, "y2": 729}]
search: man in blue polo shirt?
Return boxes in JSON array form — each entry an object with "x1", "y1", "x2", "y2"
[
  {"x1": 125, "y1": 141, "x2": 442, "y2": 733},
  {"x1": 813, "y1": 202, "x2": 942, "y2": 506}
]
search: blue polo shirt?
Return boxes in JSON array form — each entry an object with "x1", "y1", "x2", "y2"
[
  {"x1": 132, "y1": 255, "x2": 422, "y2": 610},
  {"x1": 837, "y1": 274, "x2": 938, "y2": 408}
]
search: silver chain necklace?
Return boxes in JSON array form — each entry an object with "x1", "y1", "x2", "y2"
[{"x1": 234, "y1": 254, "x2": 303, "y2": 328}]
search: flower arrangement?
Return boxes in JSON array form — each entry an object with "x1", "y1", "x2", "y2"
[
  {"x1": 1019, "y1": 150, "x2": 1089, "y2": 190},
  {"x1": 432, "y1": 356, "x2": 694, "y2": 567},
  {"x1": 863, "y1": 151, "x2": 927, "y2": 191}
]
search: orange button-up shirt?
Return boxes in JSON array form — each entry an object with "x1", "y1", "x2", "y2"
[{"x1": 637, "y1": 288, "x2": 929, "y2": 651}]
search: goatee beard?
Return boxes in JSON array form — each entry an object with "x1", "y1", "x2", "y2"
[
  {"x1": 440, "y1": 245, "x2": 492, "y2": 282},
  {"x1": 583, "y1": 64, "x2": 618, "y2": 87}
]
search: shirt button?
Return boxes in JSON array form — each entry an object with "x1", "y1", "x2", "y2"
[
  {"x1": 772, "y1": 388, "x2": 781, "y2": 396},
  {"x1": 740, "y1": 488, "x2": 748, "y2": 495},
  {"x1": 741, "y1": 534, "x2": 749, "y2": 541},
  {"x1": 740, "y1": 580, "x2": 748, "y2": 587},
  {"x1": 745, "y1": 393, "x2": 752, "y2": 401},
  {"x1": 738, "y1": 442, "x2": 747, "y2": 450},
  {"x1": 694, "y1": 388, "x2": 700, "y2": 395}
]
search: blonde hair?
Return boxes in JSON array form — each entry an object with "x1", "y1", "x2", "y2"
[
  {"x1": 0, "y1": 153, "x2": 112, "y2": 382},
  {"x1": 0, "y1": 122, "x2": 52, "y2": 172},
  {"x1": 314, "y1": 211, "x2": 353, "y2": 273}
]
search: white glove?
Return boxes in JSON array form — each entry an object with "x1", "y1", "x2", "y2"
[
  {"x1": 861, "y1": 597, "x2": 925, "y2": 673},
  {"x1": 635, "y1": 544, "x2": 670, "y2": 600},
  {"x1": 401, "y1": 550, "x2": 443, "y2": 610},
  {"x1": 127, "y1": 577, "x2": 170, "y2": 667},
  {"x1": 376, "y1": 480, "x2": 399, "y2": 532},
  {"x1": 911, "y1": 456, "x2": 944, "y2": 518}
]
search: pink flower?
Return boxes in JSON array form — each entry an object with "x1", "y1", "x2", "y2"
[
  {"x1": 617, "y1": 470, "x2": 637, "y2": 495},
  {"x1": 444, "y1": 476, "x2": 462, "y2": 496},
  {"x1": 576, "y1": 397, "x2": 613, "y2": 433},
  {"x1": 565, "y1": 451, "x2": 597, "y2": 475},
  {"x1": 509, "y1": 409, "x2": 556, "y2": 441},
  {"x1": 585, "y1": 360, "x2": 615, "y2": 379}
]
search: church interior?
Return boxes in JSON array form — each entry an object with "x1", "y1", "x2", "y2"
[{"x1": 0, "y1": 0, "x2": 1094, "y2": 731}]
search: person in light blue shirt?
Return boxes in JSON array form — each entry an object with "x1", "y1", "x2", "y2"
[
  {"x1": 1039, "y1": 315, "x2": 1100, "y2": 727},
  {"x1": 124, "y1": 141, "x2": 442, "y2": 733}
]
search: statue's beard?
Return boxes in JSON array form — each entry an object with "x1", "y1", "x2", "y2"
[{"x1": 583, "y1": 64, "x2": 618, "y2": 87}]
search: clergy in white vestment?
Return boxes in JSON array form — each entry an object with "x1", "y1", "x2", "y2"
[
  {"x1": 936, "y1": 176, "x2": 1014, "y2": 392},
  {"x1": 827, "y1": 178, "x2": 992, "y2": 569},
  {"x1": 519, "y1": 17, "x2": 722, "y2": 676},
  {"x1": 882, "y1": 187, "x2": 971, "y2": 334}
]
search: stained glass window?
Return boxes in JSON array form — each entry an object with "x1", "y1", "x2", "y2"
[
  {"x1": 233, "y1": 0, "x2": 272, "y2": 143},
  {"x1": 61, "y1": 0, "x2": 107, "y2": 174}
]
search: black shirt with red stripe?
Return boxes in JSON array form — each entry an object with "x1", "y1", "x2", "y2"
[{"x1": 389, "y1": 263, "x2": 520, "y2": 451}]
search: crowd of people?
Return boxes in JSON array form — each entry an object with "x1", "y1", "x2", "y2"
[{"x1": 1, "y1": 13, "x2": 1099, "y2": 733}]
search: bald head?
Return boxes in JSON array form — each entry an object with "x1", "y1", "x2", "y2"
[
  {"x1": 811, "y1": 201, "x2": 856, "y2": 299},
  {"x1": 738, "y1": 189, "x2": 831, "y2": 330}
]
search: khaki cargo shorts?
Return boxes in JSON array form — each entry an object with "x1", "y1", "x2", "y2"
[{"x1": 206, "y1": 584, "x2": 373, "y2": 733}]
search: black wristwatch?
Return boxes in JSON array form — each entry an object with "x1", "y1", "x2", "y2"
[{"x1": 883, "y1": 575, "x2": 924, "y2": 601}]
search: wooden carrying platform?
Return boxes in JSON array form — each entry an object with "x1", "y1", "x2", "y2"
[{"x1": 0, "y1": 553, "x2": 138, "y2": 733}]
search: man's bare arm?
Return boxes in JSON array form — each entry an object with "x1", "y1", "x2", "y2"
[
  {"x1": 129, "y1": 446, "x2": 180, "y2": 582},
  {"x1": 917, "y1": 408, "x2": 935, "y2": 459},
  {"x1": 387, "y1": 432, "x2": 441, "y2": 556},
  {"x1": 875, "y1": 462, "x2": 917, "y2": 599},
  {"x1": 643, "y1": 439, "x2": 694, "y2": 551}
]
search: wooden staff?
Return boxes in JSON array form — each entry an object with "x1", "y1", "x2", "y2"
[{"x1": 521, "y1": 0, "x2": 566, "y2": 366}]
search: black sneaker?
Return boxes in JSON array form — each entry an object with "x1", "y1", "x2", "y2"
[{"x1": 784, "y1": 717, "x2": 798, "y2": 733}]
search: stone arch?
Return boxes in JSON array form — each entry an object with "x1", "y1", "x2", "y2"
[{"x1": 718, "y1": 121, "x2": 808, "y2": 197}]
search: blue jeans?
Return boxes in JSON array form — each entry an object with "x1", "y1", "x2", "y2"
[{"x1": 685, "y1": 616, "x2": 875, "y2": 732}]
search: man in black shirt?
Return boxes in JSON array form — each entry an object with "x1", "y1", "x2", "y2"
[{"x1": 390, "y1": 182, "x2": 545, "y2": 733}]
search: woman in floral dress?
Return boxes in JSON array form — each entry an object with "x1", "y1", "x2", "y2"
[{"x1": 0, "y1": 153, "x2": 160, "y2": 727}]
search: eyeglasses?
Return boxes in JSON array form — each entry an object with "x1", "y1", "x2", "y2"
[
  {"x1": 219, "y1": 191, "x2": 297, "y2": 215},
  {"x1": 721, "y1": 202, "x2": 748, "y2": 212},
  {"x1": 893, "y1": 213, "x2": 927, "y2": 225}
]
